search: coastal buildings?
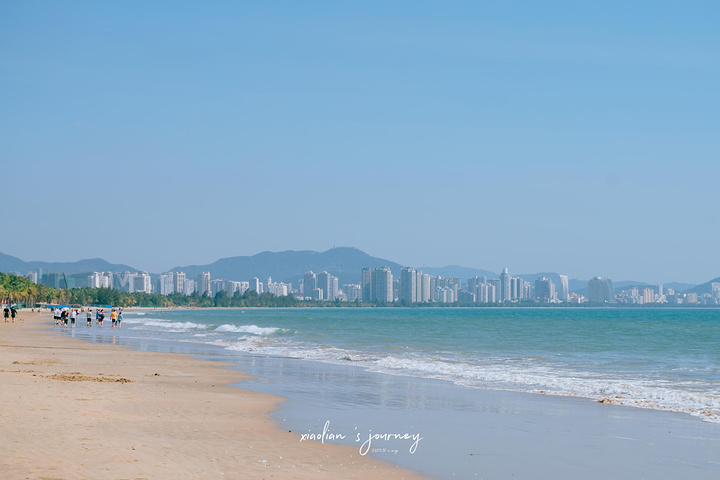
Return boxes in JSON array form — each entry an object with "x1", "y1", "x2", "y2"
[
  {"x1": 183, "y1": 279, "x2": 196, "y2": 295},
  {"x1": 558, "y1": 275, "x2": 569, "y2": 302},
  {"x1": 88, "y1": 272, "x2": 112, "y2": 289},
  {"x1": 129, "y1": 272, "x2": 152, "y2": 294},
  {"x1": 158, "y1": 272, "x2": 175, "y2": 295},
  {"x1": 534, "y1": 277, "x2": 556, "y2": 302},
  {"x1": 368, "y1": 267, "x2": 393, "y2": 303},
  {"x1": 588, "y1": 277, "x2": 614, "y2": 303},
  {"x1": 500, "y1": 268, "x2": 512, "y2": 302},
  {"x1": 20, "y1": 261, "x2": 718, "y2": 306},
  {"x1": 303, "y1": 271, "x2": 317, "y2": 298},
  {"x1": 175, "y1": 271, "x2": 186, "y2": 294},
  {"x1": 344, "y1": 284, "x2": 362, "y2": 302},
  {"x1": 399, "y1": 267, "x2": 417, "y2": 304},
  {"x1": 197, "y1": 271, "x2": 211, "y2": 296},
  {"x1": 361, "y1": 268, "x2": 373, "y2": 302}
]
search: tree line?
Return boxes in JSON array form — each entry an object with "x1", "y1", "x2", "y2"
[{"x1": 0, "y1": 272, "x2": 304, "y2": 308}]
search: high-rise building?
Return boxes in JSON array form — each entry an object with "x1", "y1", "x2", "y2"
[
  {"x1": 558, "y1": 275, "x2": 569, "y2": 302},
  {"x1": 587, "y1": 277, "x2": 614, "y2": 303},
  {"x1": 210, "y1": 279, "x2": 226, "y2": 297},
  {"x1": 343, "y1": 284, "x2": 362, "y2": 302},
  {"x1": 130, "y1": 272, "x2": 152, "y2": 294},
  {"x1": 248, "y1": 277, "x2": 263, "y2": 294},
  {"x1": 361, "y1": 268, "x2": 373, "y2": 302},
  {"x1": 331, "y1": 276, "x2": 339, "y2": 301},
  {"x1": 197, "y1": 272, "x2": 211, "y2": 296},
  {"x1": 113, "y1": 272, "x2": 132, "y2": 292},
  {"x1": 488, "y1": 278, "x2": 501, "y2": 302},
  {"x1": 476, "y1": 282, "x2": 496, "y2": 304},
  {"x1": 183, "y1": 279, "x2": 196, "y2": 295},
  {"x1": 435, "y1": 286, "x2": 455, "y2": 303},
  {"x1": 225, "y1": 280, "x2": 241, "y2": 297},
  {"x1": 159, "y1": 272, "x2": 175, "y2": 295},
  {"x1": 175, "y1": 272, "x2": 186, "y2": 294},
  {"x1": 88, "y1": 272, "x2": 112, "y2": 289},
  {"x1": 399, "y1": 267, "x2": 417, "y2": 304},
  {"x1": 372, "y1": 267, "x2": 393, "y2": 303},
  {"x1": 534, "y1": 277, "x2": 556, "y2": 302},
  {"x1": 419, "y1": 273, "x2": 431, "y2": 302},
  {"x1": 642, "y1": 288, "x2": 654, "y2": 304},
  {"x1": 500, "y1": 268, "x2": 512, "y2": 302},
  {"x1": 303, "y1": 271, "x2": 317, "y2": 298},
  {"x1": 316, "y1": 271, "x2": 332, "y2": 301},
  {"x1": 267, "y1": 281, "x2": 289, "y2": 297}
]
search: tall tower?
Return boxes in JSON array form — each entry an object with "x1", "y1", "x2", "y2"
[
  {"x1": 316, "y1": 271, "x2": 332, "y2": 301},
  {"x1": 372, "y1": 267, "x2": 393, "y2": 303},
  {"x1": 197, "y1": 271, "x2": 211, "y2": 296},
  {"x1": 303, "y1": 271, "x2": 317, "y2": 298},
  {"x1": 588, "y1": 277, "x2": 613, "y2": 303},
  {"x1": 558, "y1": 274, "x2": 569, "y2": 302},
  {"x1": 399, "y1": 267, "x2": 417, "y2": 304},
  {"x1": 175, "y1": 271, "x2": 186, "y2": 294},
  {"x1": 500, "y1": 268, "x2": 512, "y2": 302},
  {"x1": 361, "y1": 268, "x2": 373, "y2": 302}
]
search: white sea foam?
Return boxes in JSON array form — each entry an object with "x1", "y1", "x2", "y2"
[
  {"x1": 215, "y1": 324, "x2": 282, "y2": 335},
  {"x1": 140, "y1": 320, "x2": 207, "y2": 331},
  {"x1": 205, "y1": 335, "x2": 720, "y2": 423},
  {"x1": 366, "y1": 355, "x2": 720, "y2": 423},
  {"x1": 98, "y1": 311, "x2": 720, "y2": 424}
]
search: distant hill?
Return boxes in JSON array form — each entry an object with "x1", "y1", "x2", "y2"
[
  {"x1": 684, "y1": 277, "x2": 720, "y2": 295},
  {"x1": 665, "y1": 282, "x2": 696, "y2": 293},
  {"x1": 0, "y1": 252, "x2": 138, "y2": 275},
  {"x1": 170, "y1": 247, "x2": 405, "y2": 287},
  {"x1": 0, "y1": 249, "x2": 708, "y2": 296}
]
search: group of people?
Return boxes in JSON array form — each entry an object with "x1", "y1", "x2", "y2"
[
  {"x1": 3, "y1": 305, "x2": 18, "y2": 323},
  {"x1": 53, "y1": 307, "x2": 124, "y2": 329}
]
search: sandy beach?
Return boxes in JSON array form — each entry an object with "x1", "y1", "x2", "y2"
[{"x1": 0, "y1": 310, "x2": 426, "y2": 480}]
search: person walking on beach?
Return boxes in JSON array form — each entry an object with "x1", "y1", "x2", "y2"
[
  {"x1": 10, "y1": 306, "x2": 17, "y2": 323},
  {"x1": 53, "y1": 307, "x2": 60, "y2": 325},
  {"x1": 97, "y1": 309, "x2": 105, "y2": 327},
  {"x1": 69, "y1": 308, "x2": 76, "y2": 328},
  {"x1": 117, "y1": 308, "x2": 123, "y2": 329},
  {"x1": 86, "y1": 308, "x2": 93, "y2": 327},
  {"x1": 111, "y1": 309, "x2": 118, "y2": 328},
  {"x1": 3, "y1": 306, "x2": 9, "y2": 322}
]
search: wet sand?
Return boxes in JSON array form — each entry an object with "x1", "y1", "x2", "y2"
[{"x1": 0, "y1": 310, "x2": 426, "y2": 479}]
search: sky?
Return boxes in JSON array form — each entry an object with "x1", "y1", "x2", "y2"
[{"x1": 1, "y1": 1, "x2": 718, "y2": 283}]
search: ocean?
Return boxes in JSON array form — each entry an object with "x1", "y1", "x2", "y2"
[{"x1": 62, "y1": 307, "x2": 720, "y2": 479}]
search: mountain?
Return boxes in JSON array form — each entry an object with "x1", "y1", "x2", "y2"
[
  {"x1": 0, "y1": 249, "x2": 708, "y2": 296},
  {"x1": 0, "y1": 252, "x2": 137, "y2": 275},
  {"x1": 665, "y1": 282, "x2": 696, "y2": 293},
  {"x1": 170, "y1": 247, "x2": 404, "y2": 287},
  {"x1": 684, "y1": 278, "x2": 720, "y2": 295}
]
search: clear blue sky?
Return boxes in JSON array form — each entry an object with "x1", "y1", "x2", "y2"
[{"x1": 1, "y1": 1, "x2": 718, "y2": 283}]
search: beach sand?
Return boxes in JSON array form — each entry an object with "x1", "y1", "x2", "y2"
[{"x1": 0, "y1": 310, "x2": 426, "y2": 480}]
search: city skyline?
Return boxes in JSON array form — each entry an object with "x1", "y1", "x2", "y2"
[
  {"x1": 23, "y1": 264, "x2": 719, "y2": 306},
  {"x1": 0, "y1": 246, "x2": 713, "y2": 287},
  {"x1": 2, "y1": 2, "x2": 718, "y2": 283}
]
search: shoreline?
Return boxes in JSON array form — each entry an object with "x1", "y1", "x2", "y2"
[{"x1": 0, "y1": 310, "x2": 427, "y2": 479}]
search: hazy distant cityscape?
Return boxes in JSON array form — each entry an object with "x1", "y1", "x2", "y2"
[{"x1": 22, "y1": 266, "x2": 720, "y2": 306}]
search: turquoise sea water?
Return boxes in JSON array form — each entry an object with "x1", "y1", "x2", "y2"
[{"x1": 104, "y1": 308, "x2": 720, "y2": 422}]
